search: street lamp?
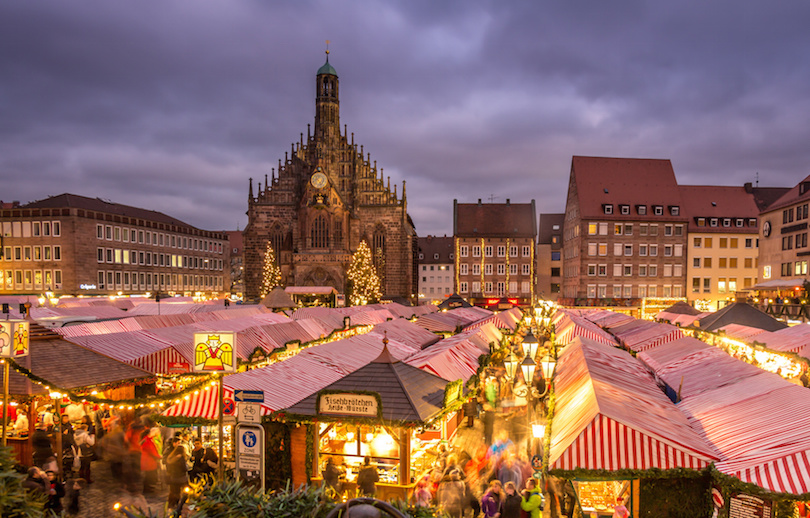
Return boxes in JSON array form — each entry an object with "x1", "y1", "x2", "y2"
[
  {"x1": 504, "y1": 351, "x2": 519, "y2": 380},
  {"x1": 522, "y1": 330, "x2": 540, "y2": 360}
]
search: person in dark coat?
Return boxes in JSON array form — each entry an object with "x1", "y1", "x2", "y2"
[
  {"x1": 482, "y1": 403, "x2": 496, "y2": 446},
  {"x1": 165, "y1": 437, "x2": 189, "y2": 508},
  {"x1": 32, "y1": 424, "x2": 54, "y2": 468},
  {"x1": 322, "y1": 456, "x2": 345, "y2": 495},
  {"x1": 356, "y1": 456, "x2": 379, "y2": 497},
  {"x1": 462, "y1": 397, "x2": 478, "y2": 427},
  {"x1": 501, "y1": 481, "x2": 523, "y2": 518},
  {"x1": 22, "y1": 467, "x2": 49, "y2": 496},
  {"x1": 44, "y1": 470, "x2": 65, "y2": 515}
]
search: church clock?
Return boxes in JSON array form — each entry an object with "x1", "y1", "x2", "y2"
[{"x1": 311, "y1": 168, "x2": 328, "y2": 189}]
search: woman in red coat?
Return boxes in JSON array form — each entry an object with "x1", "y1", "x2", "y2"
[{"x1": 140, "y1": 427, "x2": 162, "y2": 494}]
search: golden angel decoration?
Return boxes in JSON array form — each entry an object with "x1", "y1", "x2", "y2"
[
  {"x1": 0, "y1": 321, "x2": 29, "y2": 358},
  {"x1": 193, "y1": 332, "x2": 236, "y2": 372}
]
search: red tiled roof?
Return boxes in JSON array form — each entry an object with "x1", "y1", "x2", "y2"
[
  {"x1": 678, "y1": 185, "x2": 760, "y2": 232},
  {"x1": 454, "y1": 200, "x2": 536, "y2": 237},
  {"x1": 418, "y1": 235, "x2": 453, "y2": 264},
  {"x1": 21, "y1": 193, "x2": 198, "y2": 229},
  {"x1": 571, "y1": 156, "x2": 684, "y2": 220},
  {"x1": 760, "y1": 175, "x2": 810, "y2": 214}
]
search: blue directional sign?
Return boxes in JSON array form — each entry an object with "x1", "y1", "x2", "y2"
[{"x1": 234, "y1": 390, "x2": 264, "y2": 402}]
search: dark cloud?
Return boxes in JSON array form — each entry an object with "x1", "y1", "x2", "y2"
[{"x1": 1, "y1": 1, "x2": 809, "y2": 236}]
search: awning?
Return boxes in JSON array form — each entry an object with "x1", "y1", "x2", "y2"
[
  {"x1": 285, "y1": 286, "x2": 337, "y2": 295},
  {"x1": 549, "y1": 337, "x2": 719, "y2": 471},
  {"x1": 747, "y1": 278, "x2": 806, "y2": 290}
]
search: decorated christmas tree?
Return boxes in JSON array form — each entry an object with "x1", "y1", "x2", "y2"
[
  {"x1": 347, "y1": 240, "x2": 382, "y2": 306},
  {"x1": 260, "y1": 241, "x2": 282, "y2": 298}
]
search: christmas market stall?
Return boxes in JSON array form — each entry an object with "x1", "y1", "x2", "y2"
[
  {"x1": 285, "y1": 343, "x2": 459, "y2": 501},
  {"x1": 1, "y1": 322, "x2": 154, "y2": 466},
  {"x1": 547, "y1": 337, "x2": 719, "y2": 517}
]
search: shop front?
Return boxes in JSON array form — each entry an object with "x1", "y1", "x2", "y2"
[{"x1": 282, "y1": 346, "x2": 460, "y2": 500}]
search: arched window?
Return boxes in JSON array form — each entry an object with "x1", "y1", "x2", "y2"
[
  {"x1": 311, "y1": 215, "x2": 329, "y2": 249},
  {"x1": 372, "y1": 225, "x2": 386, "y2": 273},
  {"x1": 334, "y1": 220, "x2": 343, "y2": 248},
  {"x1": 270, "y1": 225, "x2": 283, "y2": 256}
]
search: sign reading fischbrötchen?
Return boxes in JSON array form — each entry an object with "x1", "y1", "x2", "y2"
[{"x1": 318, "y1": 393, "x2": 379, "y2": 417}]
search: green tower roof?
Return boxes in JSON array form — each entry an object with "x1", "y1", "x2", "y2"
[{"x1": 317, "y1": 59, "x2": 337, "y2": 77}]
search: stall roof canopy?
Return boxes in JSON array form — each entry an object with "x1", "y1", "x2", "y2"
[
  {"x1": 437, "y1": 293, "x2": 472, "y2": 310},
  {"x1": 285, "y1": 346, "x2": 448, "y2": 423},
  {"x1": 285, "y1": 286, "x2": 337, "y2": 295},
  {"x1": 549, "y1": 337, "x2": 719, "y2": 471},
  {"x1": 3, "y1": 332, "x2": 153, "y2": 393},
  {"x1": 659, "y1": 301, "x2": 701, "y2": 316},
  {"x1": 748, "y1": 278, "x2": 806, "y2": 290},
  {"x1": 260, "y1": 286, "x2": 297, "y2": 309},
  {"x1": 695, "y1": 302, "x2": 787, "y2": 332}
]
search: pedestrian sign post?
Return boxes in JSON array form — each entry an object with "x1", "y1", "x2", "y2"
[{"x1": 236, "y1": 423, "x2": 265, "y2": 490}]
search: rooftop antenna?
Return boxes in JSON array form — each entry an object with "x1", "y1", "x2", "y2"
[
  {"x1": 488, "y1": 193, "x2": 498, "y2": 203},
  {"x1": 755, "y1": 171, "x2": 759, "y2": 187}
]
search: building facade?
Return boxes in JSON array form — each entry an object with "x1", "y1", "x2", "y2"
[
  {"x1": 453, "y1": 199, "x2": 537, "y2": 307},
  {"x1": 681, "y1": 184, "x2": 768, "y2": 311},
  {"x1": 758, "y1": 176, "x2": 810, "y2": 287},
  {"x1": 0, "y1": 194, "x2": 229, "y2": 297},
  {"x1": 561, "y1": 156, "x2": 689, "y2": 305},
  {"x1": 243, "y1": 55, "x2": 416, "y2": 302},
  {"x1": 417, "y1": 236, "x2": 454, "y2": 304},
  {"x1": 537, "y1": 213, "x2": 564, "y2": 302}
]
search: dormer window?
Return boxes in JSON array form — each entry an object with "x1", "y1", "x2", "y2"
[
  {"x1": 449, "y1": 253, "x2": 454, "y2": 260},
  {"x1": 419, "y1": 253, "x2": 424, "y2": 260},
  {"x1": 710, "y1": 218, "x2": 718, "y2": 227},
  {"x1": 669, "y1": 206, "x2": 680, "y2": 216},
  {"x1": 653, "y1": 205, "x2": 663, "y2": 216},
  {"x1": 748, "y1": 218, "x2": 757, "y2": 226},
  {"x1": 433, "y1": 253, "x2": 439, "y2": 260},
  {"x1": 636, "y1": 205, "x2": 647, "y2": 215},
  {"x1": 736, "y1": 219, "x2": 744, "y2": 227},
  {"x1": 723, "y1": 218, "x2": 731, "y2": 227},
  {"x1": 619, "y1": 205, "x2": 630, "y2": 215},
  {"x1": 603, "y1": 204, "x2": 613, "y2": 215},
  {"x1": 697, "y1": 218, "x2": 706, "y2": 227}
]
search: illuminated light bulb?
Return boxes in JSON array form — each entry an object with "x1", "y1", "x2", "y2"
[
  {"x1": 113, "y1": 502, "x2": 122, "y2": 511},
  {"x1": 91, "y1": 391, "x2": 98, "y2": 395}
]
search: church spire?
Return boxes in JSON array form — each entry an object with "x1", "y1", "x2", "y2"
[{"x1": 315, "y1": 43, "x2": 339, "y2": 141}]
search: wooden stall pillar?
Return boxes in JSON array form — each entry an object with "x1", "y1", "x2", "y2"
[
  {"x1": 399, "y1": 427, "x2": 410, "y2": 485},
  {"x1": 311, "y1": 421, "x2": 319, "y2": 480}
]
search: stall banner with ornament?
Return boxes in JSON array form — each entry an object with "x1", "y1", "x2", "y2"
[
  {"x1": 193, "y1": 332, "x2": 236, "y2": 372},
  {"x1": 0, "y1": 320, "x2": 29, "y2": 358}
]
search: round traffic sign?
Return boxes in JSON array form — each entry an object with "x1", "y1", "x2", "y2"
[
  {"x1": 242, "y1": 430, "x2": 257, "y2": 448},
  {"x1": 223, "y1": 397, "x2": 235, "y2": 415}
]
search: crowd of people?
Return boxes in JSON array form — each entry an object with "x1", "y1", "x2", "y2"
[{"x1": 21, "y1": 405, "x2": 220, "y2": 514}]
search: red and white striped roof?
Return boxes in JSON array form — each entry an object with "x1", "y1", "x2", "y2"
[
  {"x1": 583, "y1": 309, "x2": 636, "y2": 329},
  {"x1": 610, "y1": 320, "x2": 683, "y2": 352},
  {"x1": 405, "y1": 324, "x2": 500, "y2": 381},
  {"x1": 162, "y1": 330, "x2": 420, "y2": 419},
  {"x1": 555, "y1": 314, "x2": 616, "y2": 347},
  {"x1": 715, "y1": 323, "x2": 770, "y2": 342},
  {"x1": 549, "y1": 337, "x2": 719, "y2": 471}
]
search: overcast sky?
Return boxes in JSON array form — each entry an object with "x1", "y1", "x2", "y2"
[{"x1": 2, "y1": 1, "x2": 809, "y2": 236}]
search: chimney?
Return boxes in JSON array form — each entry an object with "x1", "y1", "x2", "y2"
[
  {"x1": 506, "y1": 198, "x2": 510, "y2": 205},
  {"x1": 744, "y1": 182, "x2": 753, "y2": 193},
  {"x1": 477, "y1": 199, "x2": 482, "y2": 205}
]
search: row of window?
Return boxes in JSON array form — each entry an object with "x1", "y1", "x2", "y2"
[
  {"x1": 587, "y1": 263, "x2": 684, "y2": 278},
  {"x1": 458, "y1": 281, "x2": 532, "y2": 295},
  {"x1": 696, "y1": 217, "x2": 757, "y2": 228},
  {"x1": 96, "y1": 270, "x2": 223, "y2": 291},
  {"x1": 586, "y1": 284, "x2": 683, "y2": 298},
  {"x1": 587, "y1": 243, "x2": 684, "y2": 257},
  {"x1": 589, "y1": 222, "x2": 684, "y2": 237},
  {"x1": 1, "y1": 221, "x2": 62, "y2": 238},
  {"x1": 603, "y1": 204, "x2": 678, "y2": 217},
  {"x1": 458, "y1": 245, "x2": 532, "y2": 258},
  {"x1": 693, "y1": 237, "x2": 754, "y2": 248},
  {"x1": 420, "y1": 265, "x2": 450, "y2": 271},
  {"x1": 692, "y1": 257, "x2": 756, "y2": 269},
  {"x1": 2, "y1": 245, "x2": 62, "y2": 262},
  {"x1": 780, "y1": 261, "x2": 809, "y2": 277},
  {"x1": 421, "y1": 276, "x2": 452, "y2": 283},
  {"x1": 96, "y1": 248, "x2": 223, "y2": 270},
  {"x1": 458, "y1": 263, "x2": 532, "y2": 276},
  {"x1": 96, "y1": 224, "x2": 223, "y2": 254},
  {"x1": 423, "y1": 287, "x2": 451, "y2": 295},
  {"x1": 782, "y1": 233, "x2": 809, "y2": 250},
  {"x1": 1, "y1": 269, "x2": 62, "y2": 291},
  {"x1": 418, "y1": 253, "x2": 455, "y2": 261},
  {"x1": 691, "y1": 277, "x2": 754, "y2": 293},
  {"x1": 783, "y1": 204, "x2": 810, "y2": 224}
]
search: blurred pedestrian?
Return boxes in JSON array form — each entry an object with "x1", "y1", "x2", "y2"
[
  {"x1": 501, "y1": 481, "x2": 522, "y2": 518},
  {"x1": 74, "y1": 423, "x2": 96, "y2": 484},
  {"x1": 481, "y1": 479, "x2": 504, "y2": 518},
  {"x1": 141, "y1": 426, "x2": 162, "y2": 493},
  {"x1": 357, "y1": 456, "x2": 379, "y2": 497},
  {"x1": 165, "y1": 437, "x2": 189, "y2": 508}
]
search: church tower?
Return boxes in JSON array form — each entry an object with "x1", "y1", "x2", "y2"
[
  {"x1": 243, "y1": 52, "x2": 416, "y2": 303},
  {"x1": 314, "y1": 52, "x2": 339, "y2": 141}
]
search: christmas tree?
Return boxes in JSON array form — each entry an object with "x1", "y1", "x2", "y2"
[
  {"x1": 260, "y1": 241, "x2": 282, "y2": 298},
  {"x1": 347, "y1": 240, "x2": 382, "y2": 306},
  {"x1": 0, "y1": 446, "x2": 46, "y2": 517}
]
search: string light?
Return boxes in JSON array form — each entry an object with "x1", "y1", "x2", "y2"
[
  {"x1": 346, "y1": 240, "x2": 382, "y2": 306},
  {"x1": 259, "y1": 241, "x2": 282, "y2": 298}
]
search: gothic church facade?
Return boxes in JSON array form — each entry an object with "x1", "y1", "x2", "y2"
[{"x1": 243, "y1": 56, "x2": 416, "y2": 301}]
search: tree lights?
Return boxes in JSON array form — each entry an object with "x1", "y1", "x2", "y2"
[
  {"x1": 346, "y1": 241, "x2": 382, "y2": 306},
  {"x1": 260, "y1": 241, "x2": 282, "y2": 298}
]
